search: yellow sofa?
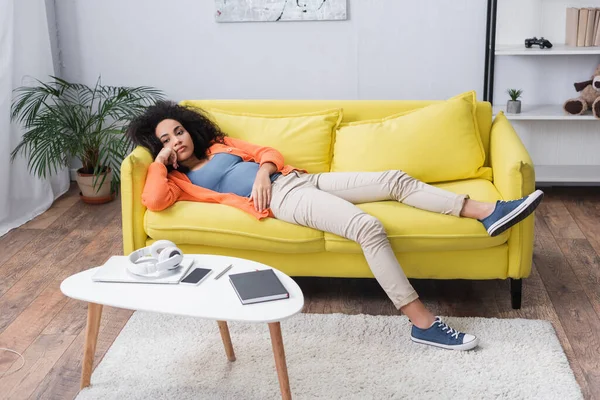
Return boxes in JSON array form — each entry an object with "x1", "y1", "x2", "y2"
[{"x1": 120, "y1": 99, "x2": 536, "y2": 309}]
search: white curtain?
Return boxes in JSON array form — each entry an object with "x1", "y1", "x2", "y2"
[{"x1": 0, "y1": 0, "x2": 69, "y2": 237}]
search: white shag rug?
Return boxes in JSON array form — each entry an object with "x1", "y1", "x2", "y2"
[{"x1": 76, "y1": 312, "x2": 582, "y2": 400}]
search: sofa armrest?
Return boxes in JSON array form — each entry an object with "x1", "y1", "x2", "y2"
[
  {"x1": 120, "y1": 146, "x2": 153, "y2": 255},
  {"x1": 490, "y1": 112, "x2": 536, "y2": 279},
  {"x1": 490, "y1": 112, "x2": 536, "y2": 199}
]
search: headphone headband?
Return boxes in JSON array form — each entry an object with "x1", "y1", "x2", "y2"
[{"x1": 128, "y1": 247, "x2": 152, "y2": 264}]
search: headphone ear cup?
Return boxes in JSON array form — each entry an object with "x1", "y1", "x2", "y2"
[
  {"x1": 157, "y1": 246, "x2": 183, "y2": 270},
  {"x1": 150, "y1": 240, "x2": 177, "y2": 259}
]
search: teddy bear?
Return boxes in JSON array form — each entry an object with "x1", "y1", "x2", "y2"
[{"x1": 563, "y1": 64, "x2": 600, "y2": 119}]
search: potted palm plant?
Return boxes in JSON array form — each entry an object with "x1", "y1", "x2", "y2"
[
  {"x1": 11, "y1": 76, "x2": 164, "y2": 204},
  {"x1": 506, "y1": 88, "x2": 523, "y2": 114}
]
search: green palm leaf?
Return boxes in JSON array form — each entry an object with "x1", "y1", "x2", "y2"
[{"x1": 10, "y1": 76, "x2": 165, "y2": 195}]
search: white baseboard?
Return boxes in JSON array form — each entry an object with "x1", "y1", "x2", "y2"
[{"x1": 534, "y1": 165, "x2": 600, "y2": 185}]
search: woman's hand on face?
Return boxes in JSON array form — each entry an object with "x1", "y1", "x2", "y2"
[
  {"x1": 156, "y1": 147, "x2": 178, "y2": 169},
  {"x1": 250, "y1": 170, "x2": 272, "y2": 212}
]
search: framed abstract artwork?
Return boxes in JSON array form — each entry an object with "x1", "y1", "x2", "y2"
[{"x1": 215, "y1": 0, "x2": 347, "y2": 22}]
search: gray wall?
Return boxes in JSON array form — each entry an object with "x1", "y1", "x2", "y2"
[{"x1": 52, "y1": 0, "x2": 488, "y2": 101}]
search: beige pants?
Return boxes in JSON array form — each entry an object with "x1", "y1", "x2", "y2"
[{"x1": 269, "y1": 170, "x2": 468, "y2": 309}]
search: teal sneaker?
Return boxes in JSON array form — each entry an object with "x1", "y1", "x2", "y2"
[
  {"x1": 479, "y1": 190, "x2": 544, "y2": 237},
  {"x1": 411, "y1": 317, "x2": 479, "y2": 351}
]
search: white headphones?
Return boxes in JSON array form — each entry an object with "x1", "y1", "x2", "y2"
[{"x1": 127, "y1": 240, "x2": 183, "y2": 277}]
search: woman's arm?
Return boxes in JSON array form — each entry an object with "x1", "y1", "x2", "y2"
[
  {"x1": 223, "y1": 137, "x2": 285, "y2": 170},
  {"x1": 141, "y1": 162, "x2": 182, "y2": 211},
  {"x1": 251, "y1": 162, "x2": 277, "y2": 212}
]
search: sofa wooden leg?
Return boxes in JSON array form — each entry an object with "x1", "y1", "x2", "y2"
[{"x1": 510, "y1": 278, "x2": 522, "y2": 309}]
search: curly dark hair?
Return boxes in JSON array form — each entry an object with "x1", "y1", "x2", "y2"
[{"x1": 126, "y1": 100, "x2": 226, "y2": 172}]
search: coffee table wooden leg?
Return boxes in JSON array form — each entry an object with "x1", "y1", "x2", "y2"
[
  {"x1": 268, "y1": 322, "x2": 291, "y2": 400},
  {"x1": 217, "y1": 321, "x2": 236, "y2": 361},
  {"x1": 81, "y1": 302, "x2": 103, "y2": 389}
]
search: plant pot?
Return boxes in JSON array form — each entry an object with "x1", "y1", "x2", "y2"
[
  {"x1": 507, "y1": 100, "x2": 522, "y2": 114},
  {"x1": 75, "y1": 168, "x2": 114, "y2": 204}
]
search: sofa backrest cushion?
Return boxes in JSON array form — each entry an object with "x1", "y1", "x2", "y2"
[
  {"x1": 330, "y1": 91, "x2": 492, "y2": 183},
  {"x1": 191, "y1": 107, "x2": 342, "y2": 173}
]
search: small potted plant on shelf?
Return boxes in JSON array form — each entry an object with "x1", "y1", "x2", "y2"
[
  {"x1": 506, "y1": 88, "x2": 523, "y2": 114},
  {"x1": 10, "y1": 76, "x2": 164, "y2": 204}
]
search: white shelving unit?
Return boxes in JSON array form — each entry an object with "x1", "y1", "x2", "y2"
[
  {"x1": 495, "y1": 44, "x2": 600, "y2": 55},
  {"x1": 492, "y1": 104, "x2": 597, "y2": 120},
  {"x1": 490, "y1": 0, "x2": 600, "y2": 185}
]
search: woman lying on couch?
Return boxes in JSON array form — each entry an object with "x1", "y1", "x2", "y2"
[{"x1": 127, "y1": 101, "x2": 544, "y2": 351}]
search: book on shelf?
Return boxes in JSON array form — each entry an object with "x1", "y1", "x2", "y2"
[
  {"x1": 229, "y1": 269, "x2": 290, "y2": 305},
  {"x1": 585, "y1": 8, "x2": 596, "y2": 46},
  {"x1": 566, "y1": 7, "x2": 579, "y2": 47},
  {"x1": 568, "y1": 7, "x2": 600, "y2": 47},
  {"x1": 577, "y1": 8, "x2": 588, "y2": 46},
  {"x1": 595, "y1": 9, "x2": 600, "y2": 46}
]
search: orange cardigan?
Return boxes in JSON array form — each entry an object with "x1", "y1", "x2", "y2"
[{"x1": 141, "y1": 137, "x2": 303, "y2": 219}]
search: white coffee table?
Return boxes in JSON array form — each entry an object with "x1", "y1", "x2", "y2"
[{"x1": 60, "y1": 254, "x2": 304, "y2": 400}]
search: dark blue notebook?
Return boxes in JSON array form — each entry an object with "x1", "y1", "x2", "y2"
[{"x1": 229, "y1": 269, "x2": 289, "y2": 305}]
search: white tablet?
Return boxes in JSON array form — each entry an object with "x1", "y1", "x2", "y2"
[{"x1": 91, "y1": 256, "x2": 195, "y2": 284}]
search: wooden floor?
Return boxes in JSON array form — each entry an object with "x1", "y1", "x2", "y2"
[{"x1": 0, "y1": 184, "x2": 599, "y2": 400}]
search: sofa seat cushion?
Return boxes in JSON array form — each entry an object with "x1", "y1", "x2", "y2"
[
  {"x1": 145, "y1": 202, "x2": 324, "y2": 253},
  {"x1": 324, "y1": 179, "x2": 510, "y2": 253}
]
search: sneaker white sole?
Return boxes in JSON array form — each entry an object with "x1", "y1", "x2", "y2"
[
  {"x1": 487, "y1": 190, "x2": 544, "y2": 237},
  {"x1": 411, "y1": 336, "x2": 480, "y2": 351}
]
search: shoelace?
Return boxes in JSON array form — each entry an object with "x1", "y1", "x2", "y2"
[
  {"x1": 501, "y1": 197, "x2": 525, "y2": 207},
  {"x1": 436, "y1": 319, "x2": 461, "y2": 339}
]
